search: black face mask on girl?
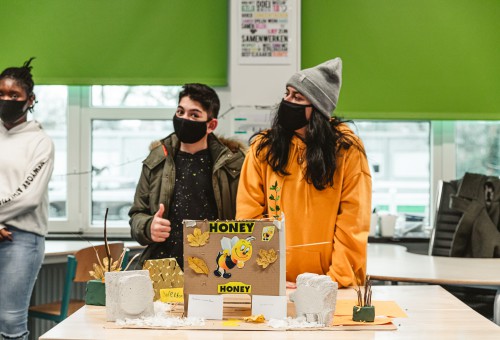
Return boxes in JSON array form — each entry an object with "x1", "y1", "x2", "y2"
[
  {"x1": 173, "y1": 115, "x2": 209, "y2": 144},
  {"x1": 277, "y1": 99, "x2": 312, "y2": 132},
  {"x1": 0, "y1": 99, "x2": 28, "y2": 123}
]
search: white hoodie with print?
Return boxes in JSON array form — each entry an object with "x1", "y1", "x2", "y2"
[{"x1": 0, "y1": 120, "x2": 55, "y2": 236}]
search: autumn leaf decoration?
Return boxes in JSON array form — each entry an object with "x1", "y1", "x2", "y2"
[
  {"x1": 187, "y1": 228, "x2": 210, "y2": 247},
  {"x1": 187, "y1": 256, "x2": 209, "y2": 275},
  {"x1": 89, "y1": 256, "x2": 124, "y2": 281},
  {"x1": 256, "y1": 249, "x2": 278, "y2": 269},
  {"x1": 269, "y1": 180, "x2": 281, "y2": 219},
  {"x1": 243, "y1": 314, "x2": 266, "y2": 323},
  {"x1": 89, "y1": 208, "x2": 139, "y2": 281}
]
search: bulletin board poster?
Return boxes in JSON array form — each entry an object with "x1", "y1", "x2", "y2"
[{"x1": 238, "y1": 0, "x2": 296, "y2": 65}]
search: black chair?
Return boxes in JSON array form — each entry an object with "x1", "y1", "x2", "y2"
[
  {"x1": 428, "y1": 180, "x2": 462, "y2": 256},
  {"x1": 428, "y1": 179, "x2": 496, "y2": 320}
]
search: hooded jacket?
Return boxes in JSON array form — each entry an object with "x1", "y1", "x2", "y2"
[
  {"x1": 236, "y1": 123, "x2": 372, "y2": 287},
  {"x1": 0, "y1": 120, "x2": 55, "y2": 236},
  {"x1": 129, "y1": 133, "x2": 246, "y2": 262},
  {"x1": 450, "y1": 173, "x2": 500, "y2": 258}
]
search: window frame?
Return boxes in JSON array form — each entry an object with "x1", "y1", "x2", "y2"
[
  {"x1": 46, "y1": 86, "x2": 495, "y2": 239},
  {"x1": 48, "y1": 86, "x2": 177, "y2": 236}
]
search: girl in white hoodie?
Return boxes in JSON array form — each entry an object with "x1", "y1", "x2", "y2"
[{"x1": 0, "y1": 58, "x2": 54, "y2": 340}]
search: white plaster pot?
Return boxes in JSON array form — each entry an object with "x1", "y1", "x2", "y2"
[{"x1": 105, "y1": 270, "x2": 154, "y2": 321}]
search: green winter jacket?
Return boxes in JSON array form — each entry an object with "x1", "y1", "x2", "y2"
[{"x1": 129, "y1": 133, "x2": 246, "y2": 263}]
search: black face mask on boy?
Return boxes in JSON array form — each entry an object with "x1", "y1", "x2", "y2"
[
  {"x1": 0, "y1": 99, "x2": 28, "y2": 123},
  {"x1": 277, "y1": 99, "x2": 312, "y2": 132},
  {"x1": 173, "y1": 115, "x2": 209, "y2": 144}
]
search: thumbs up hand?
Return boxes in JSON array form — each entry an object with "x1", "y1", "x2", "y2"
[{"x1": 150, "y1": 203, "x2": 171, "y2": 242}]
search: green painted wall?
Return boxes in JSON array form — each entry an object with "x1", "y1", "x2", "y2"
[
  {"x1": 0, "y1": 1, "x2": 228, "y2": 86},
  {"x1": 302, "y1": 1, "x2": 500, "y2": 119}
]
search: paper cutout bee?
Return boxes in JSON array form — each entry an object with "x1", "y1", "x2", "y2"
[
  {"x1": 214, "y1": 236, "x2": 256, "y2": 279},
  {"x1": 262, "y1": 226, "x2": 275, "y2": 241}
]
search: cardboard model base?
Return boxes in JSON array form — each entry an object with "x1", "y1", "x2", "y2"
[
  {"x1": 182, "y1": 219, "x2": 286, "y2": 319},
  {"x1": 143, "y1": 258, "x2": 184, "y2": 301}
]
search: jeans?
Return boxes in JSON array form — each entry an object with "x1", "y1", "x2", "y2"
[{"x1": 0, "y1": 227, "x2": 44, "y2": 340}]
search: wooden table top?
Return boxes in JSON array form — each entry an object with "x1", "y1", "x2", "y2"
[
  {"x1": 40, "y1": 285, "x2": 500, "y2": 339},
  {"x1": 43, "y1": 240, "x2": 143, "y2": 264},
  {"x1": 367, "y1": 243, "x2": 500, "y2": 286}
]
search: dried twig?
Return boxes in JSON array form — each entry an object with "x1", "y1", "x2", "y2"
[
  {"x1": 123, "y1": 253, "x2": 141, "y2": 271},
  {"x1": 363, "y1": 275, "x2": 371, "y2": 306},
  {"x1": 353, "y1": 273, "x2": 362, "y2": 306},
  {"x1": 104, "y1": 208, "x2": 111, "y2": 272},
  {"x1": 352, "y1": 268, "x2": 373, "y2": 306}
]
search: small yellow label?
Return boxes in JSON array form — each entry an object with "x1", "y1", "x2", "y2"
[
  {"x1": 223, "y1": 319, "x2": 241, "y2": 326},
  {"x1": 218, "y1": 281, "x2": 252, "y2": 294},
  {"x1": 160, "y1": 288, "x2": 184, "y2": 303}
]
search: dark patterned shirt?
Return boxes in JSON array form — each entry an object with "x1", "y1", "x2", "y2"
[{"x1": 152, "y1": 149, "x2": 218, "y2": 270}]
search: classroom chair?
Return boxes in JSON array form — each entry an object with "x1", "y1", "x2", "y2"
[
  {"x1": 428, "y1": 177, "x2": 497, "y2": 320},
  {"x1": 428, "y1": 179, "x2": 462, "y2": 256},
  {"x1": 29, "y1": 242, "x2": 128, "y2": 323}
]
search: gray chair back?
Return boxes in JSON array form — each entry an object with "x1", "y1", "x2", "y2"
[{"x1": 428, "y1": 180, "x2": 462, "y2": 256}]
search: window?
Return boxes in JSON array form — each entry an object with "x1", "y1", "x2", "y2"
[
  {"x1": 36, "y1": 85, "x2": 180, "y2": 235},
  {"x1": 91, "y1": 86, "x2": 181, "y2": 107},
  {"x1": 33, "y1": 86, "x2": 68, "y2": 219},
  {"x1": 90, "y1": 119, "x2": 173, "y2": 227},
  {"x1": 456, "y1": 121, "x2": 500, "y2": 178},
  {"x1": 353, "y1": 121, "x2": 431, "y2": 237},
  {"x1": 83, "y1": 86, "x2": 180, "y2": 234},
  {"x1": 37, "y1": 85, "x2": 498, "y2": 238}
]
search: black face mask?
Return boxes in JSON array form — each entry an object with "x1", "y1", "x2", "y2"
[
  {"x1": 0, "y1": 99, "x2": 28, "y2": 123},
  {"x1": 173, "y1": 115, "x2": 209, "y2": 144},
  {"x1": 277, "y1": 99, "x2": 312, "y2": 132}
]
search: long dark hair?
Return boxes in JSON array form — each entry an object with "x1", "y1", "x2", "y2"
[{"x1": 255, "y1": 109, "x2": 362, "y2": 190}]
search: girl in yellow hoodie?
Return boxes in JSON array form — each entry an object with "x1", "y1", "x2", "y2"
[{"x1": 236, "y1": 58, "x2": 372, "y2": 288}]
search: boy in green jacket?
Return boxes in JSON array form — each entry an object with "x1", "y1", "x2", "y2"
[{"x1": 129, "y1": 83, "x2": 246, "y2": 268}]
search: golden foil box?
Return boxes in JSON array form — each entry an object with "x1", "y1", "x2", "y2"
[{"x1": 143, "y1": 258, "x2": 184, "y2": 301}]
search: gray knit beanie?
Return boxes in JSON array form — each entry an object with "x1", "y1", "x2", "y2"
[{"x1": 286, "y1": 57, "x2": 342, "y2": 118}]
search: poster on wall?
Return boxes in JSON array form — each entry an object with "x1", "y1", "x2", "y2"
[{"x1": 238, "y1": 0, "x2": 296, "y2": 65}]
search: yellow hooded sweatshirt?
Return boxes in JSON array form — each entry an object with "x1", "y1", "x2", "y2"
[{"x1": 236, "y1": 124, "x2": 372, "y2": 287}]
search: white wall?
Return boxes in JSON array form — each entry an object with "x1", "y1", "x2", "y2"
[{"x1": 216, "y1": 0, "x2": 301, "y2": 142}]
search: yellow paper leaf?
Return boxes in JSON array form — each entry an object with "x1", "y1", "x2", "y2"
[
  {"x1": 90, "y1": 263, "x2": 104, "y2": 280},
  {"x1": 88, "y1": 249, "x2": 129, "y2": 280},
  {"x1": 187, "y1": 256, "x2": 209, "y2": 275},
  {"x1": 243, "y1": 314, "x2": 266, "y2": 323},
  {"x1": 111, "y1": 259, "x2": 120, "y2": 271},
  {"x1": 187, "y1": 228, "x2": 210, "y2": 247},
  {"x1": 256, "y1": 249, "x2": 278, "y2": 269}
]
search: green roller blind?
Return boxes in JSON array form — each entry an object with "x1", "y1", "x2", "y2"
[
  {"x1": 302, "y1": 1, "x2": 500, "y2": 120},
  {"x1": 0, "y1": 0, "x2": 227, "y2": 86}
]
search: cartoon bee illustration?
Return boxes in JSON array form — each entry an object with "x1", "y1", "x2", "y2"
[
  {"x1": 214, "y1": 236, "x2": 256, "y2": 279},
  {"x1": 262, "y1": 226, "x2": 275, "y2": 241}
]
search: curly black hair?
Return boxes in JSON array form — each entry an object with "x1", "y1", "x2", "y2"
[{"x1": 0, "y1": 57, "x2": 36, "y2": 96}]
